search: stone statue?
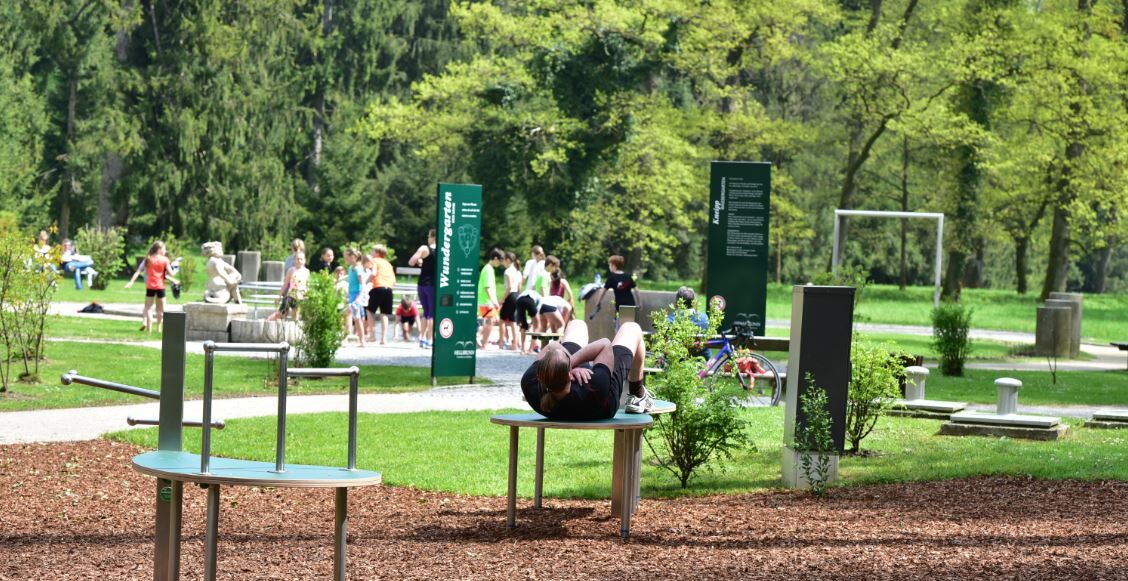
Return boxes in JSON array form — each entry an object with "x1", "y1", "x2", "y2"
[{"x1": 202, "y1": 241, "x2": 243, "y2": 304}]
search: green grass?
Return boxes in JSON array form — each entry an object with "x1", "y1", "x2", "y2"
[
  {"x1": 46, "y1": 315, "x2": 160, "y2": 341},
  {"x1": 0, "y1": 341, "x2": 463, "y2": 411},
  {"x1": 926, "y1": 369, "x2": 1128, "y2": 407},
  {"x1": 53, "y1": 276, "x2": 167, "y2": 304},
  {"x1": 111, "y1": 407, "x2": 1128, "y2": 499}
]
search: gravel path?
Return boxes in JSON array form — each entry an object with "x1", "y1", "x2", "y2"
[{"x1": 2, "y1": 439, "x2": 1128, "y2": 580}]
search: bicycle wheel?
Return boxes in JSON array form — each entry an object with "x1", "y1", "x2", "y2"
[
  {"x1": 703, "y1": 354, "x2": 749, "y2": 400},
  {"x1": 744, "y1": 352, "x2": 783, "y2": 407}
]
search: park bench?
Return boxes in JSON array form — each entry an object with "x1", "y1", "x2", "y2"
[
  {"x1": 490, "y1": 400, "x2": 675, "y2": 539},
  {"x1": 60, "y1": 313, "x2": 381, "y2": 581},
  {"x1": 1113, "y1": 342, "x2": 1128, "y2": 370}
]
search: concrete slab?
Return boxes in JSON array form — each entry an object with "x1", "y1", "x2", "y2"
[
  {"x1": 1083, "y1": 420, "x2": 1128, "y2": 430},
  {"x1": 939, "y1": 422, "x2": 1070, "y2": 441},
  {"x1": 1091, "y1": 410, "x2": 1128, "y2": 422},
  {"x1": 893, "y1": 399, "x2": 968, "y2": 414},
  {"x1": 949, "y1": 411, "x2": 1061, "y2": 429}
]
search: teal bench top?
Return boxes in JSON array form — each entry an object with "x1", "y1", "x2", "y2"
[
  {"x1": 133, "y1": 450, "x2": 382, "y2": 488},
  {"x1": 491, "y1": 400, "x2": 675, "y2": 430}
]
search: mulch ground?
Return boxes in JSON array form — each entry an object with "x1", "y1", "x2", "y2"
[{"x1": 2, "y1": 441, "x2": 1127, "y2": 580}]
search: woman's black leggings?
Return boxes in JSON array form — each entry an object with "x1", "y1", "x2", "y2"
[{"x1": 516, "y1": 294, "x2": 538, "y2": 330}]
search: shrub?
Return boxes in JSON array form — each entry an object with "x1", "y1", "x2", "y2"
[
  {"x1": 846, "y1": 341, "x2": 905, "y2": 454},
  {"x1": 795, "y1": 375, "x2": 834, "y2": 496},
  {"x1": 0, "y1": 227, "x2": 54, "y2": 390},
  {"x1": 74, "y1": 226, "x2": 126, "y2": 289},
  {"x1": 645, "y1": 303, "x2": 752, "y2": 488},
  {"x1": 297, "y1": 271, "x2": 346, "y2": 367},
  {"x1": 931, "y1": 303, "x2": 972, "y2": 376}
]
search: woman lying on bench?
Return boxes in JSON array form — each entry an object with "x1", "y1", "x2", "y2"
[{"x1": 520, "y1": 320, "x2": 654, "y2": 420}]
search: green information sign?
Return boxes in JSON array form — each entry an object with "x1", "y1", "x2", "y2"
[
  {"x1": 431, "y1": 183, "x2": 483, "y2": 380},
  {"x1": 705, "y1": 161, "x2": 771, "y2": 335}
]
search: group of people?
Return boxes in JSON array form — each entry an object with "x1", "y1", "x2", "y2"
[{"x1": 33, "y1": 230, "x2": 101, "y2": 291}]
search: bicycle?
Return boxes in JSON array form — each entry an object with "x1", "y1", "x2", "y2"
[{"x1": 695, "y1": 326, "x2": 783, "y2": 407}]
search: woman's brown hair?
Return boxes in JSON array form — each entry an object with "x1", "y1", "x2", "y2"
[{"x1": 536, "y1": 348, "x2": 571, "y2": 413}]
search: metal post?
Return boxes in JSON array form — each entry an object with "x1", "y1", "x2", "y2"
[
  {"x1": 204, "y1": 484, "x2": 220, "y2": 581},
  {"x1": 934, "y1": 215, "x2": 944, "y2": 308},
  {"x1": 534, "y1": 428, "x2": 545, "y2": 509},
  {"x1": 275, "y1": 347, "x2": 289, "y2": 473},
  {"x1": 619, "y1": 433, "x2": 634, "y2": 539},
  {"x1": 831, "y1": 212, "x2": 841, "y2": 275},
  {"x1": 200, "y1": 348, "x2": 215, "y2": 475},
  {"x1": 167, "y1": 480, "x2": 183, "y2": 581},
  {"x1": 347, "y1": 369, "x2": 359, "y2": 471},
  {"x1": 506, "y1": 426, "x2": 518, "y2": 529},
  {"x1": 159, "y1": 312, "x2": 187, "y2": 453},
  {"x1": 334, "y1": 487, "x2": 347, "y2": 581}
]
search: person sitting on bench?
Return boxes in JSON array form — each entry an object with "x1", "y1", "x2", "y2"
[{"x1": 521, "y1": 320, "x2": 654, "y2": 420}]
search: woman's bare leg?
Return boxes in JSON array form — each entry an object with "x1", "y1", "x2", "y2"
[
  {"x1": 141, "y1": 296, "x2": 154, "y2": 332},
  {"x1": 560, "y1": 319, "x2": 589, "y2": 347},
  {"x1": 611, "y1": 322, "x2": 645, "y2": 385},
  {"x1": 155, "y1": 296, "x2": 166, "y2": 333}
]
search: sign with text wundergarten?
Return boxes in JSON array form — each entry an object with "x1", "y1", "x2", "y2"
[
  {"x1": 705, "y1": 161, "x2": 771, "y2": 336},
  {"x1": 431, "y1": 183, "x2": 483, "y2": 380}
]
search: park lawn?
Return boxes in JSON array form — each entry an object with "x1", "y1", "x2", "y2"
[
  {"x1": 0, "y1": 341, "x2": 459, "y2": 412},
  {"x1": 111, "y1": 407, "x2": 1128, "y2": 499},
  {"x1": 46, "y1": 315, "x2": 159, "y2": 341},
  {"x1": 52, "y1": 276, "x2": 168, "y2": 304},
  {"x1": 925, "y1": 369, "x2": 1128, "y2": 407}
]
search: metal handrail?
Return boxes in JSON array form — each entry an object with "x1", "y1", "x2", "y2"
[
  {"x1": 61, "y1": 371, "x2": 159, "y2": 400},
  {"x1": 286, "y1": 366, "x2": 361, "y2": 471},
  {"x1": 202, "y1": 341, "x2": 290, "y2": 354},
  {"x1": 128, "y1": 417, "x2": 226, "y2": 430}
]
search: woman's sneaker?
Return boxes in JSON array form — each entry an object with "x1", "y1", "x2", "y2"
[{"x1": 625, "y1": 389, "x2": 655, "y2": 414}]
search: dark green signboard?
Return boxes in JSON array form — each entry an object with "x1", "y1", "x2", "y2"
[
  {"x1": 705, "y1": 161, "x2": 771, "y2": 335},
  {"x1": 431, "y1": 183, "x2": 483, "y2": 380}
]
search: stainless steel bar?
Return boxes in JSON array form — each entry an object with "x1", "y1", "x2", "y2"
[
  {"x1": 534, "y1": 428, "x2": 545, "y2": 509},
  {"x1": 287, "y1": 366, "x2": 359, "y2": 378},
  {"x1": 127, "y1": 417, "x2": 225, "y2": 429},
  {"x1": 168, "y1": 480, "x2": 183, "y2": 581},
  {"x1": 60, "y1": 371, "x2": 159, "y2": 400},
  {"x1": 203, "y1": 341, "x2": 290, "y2": 354},
  {"x1": 334, "y1": 487, "x2": 347, "y2": 581},
  {"x1": 620, "y1": 433, "x2": 634, "y2": 539},
  {"x1": 347, "y1": 371, "x2": 359, "y2": 471},
  {"x1": 274, "y1": 349, "x2": 289, "y2": 473},
  {"x1": 200, "y1": 351, "x2": 215, "y2": 475},
  {"x1": 204, "y1": 484, "x2": 220, "y2": 581},
  {"x1": 506, "y1": 426, "x2": 518, "y2": 529}
]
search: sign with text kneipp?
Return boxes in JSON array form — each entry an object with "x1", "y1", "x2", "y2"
[
  {"x1": 705, "y1": 161, "x2": 771, "y2": 336},
  {"x1": 431, "y1": 183, "x2": 483, "y2": 381}
]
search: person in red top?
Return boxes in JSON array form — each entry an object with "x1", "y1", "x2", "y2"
[
  {"x1": 395, "y1": 296, "x2": 418, "y2": 342},
  {"x1": 126, "y1": 241, "x2": 179, "y2": 334}
]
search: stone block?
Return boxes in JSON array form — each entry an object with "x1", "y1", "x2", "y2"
[
  {"x1": 939, "y1": 421, "x2": 1070, "y2": 441},
  {"x1": 262, "y1": 261, "x2": 286, "y2": 283},
  {"x1": 781, "y1": 446, "x2": 839, "y2": 489},
  {"x1": 221, "y1": 254, "x2": 236, "y2": 266},
  {"x1": 1035, "y1": 305, "x2": 1071, "y2": 358},
  {"x1": 231, "y1": 319, "x2": 303, "y2": 344},
  {"x1": 183, "y1": 302, "x2": 248, "y2": 342},
  {"x1": 891, "y1": 399, "x2": 967, "y2": 414},
  {"x1": 237, "y1": 251, "x2": 262, "y2": 283},
  {"x1": 1091, "y1": 409, "x2": 1128, "y2": 422},
  {"x1": 1047, "y1": 292, "x2": 1083, "y2": 358},
  {"x1": 949, "y1": 410, "x2": 1060, "y2": 429}
]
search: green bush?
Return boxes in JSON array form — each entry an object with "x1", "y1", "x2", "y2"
[
  {"x1": 931, "y1": 303, "x2": 973, "y2": 376},
  {"x1": 298, "y1": 271, "x2": 345, "y2": 367},
  {"x1": 846, "y1": 341, "x2": 905, "y2": 454},
  {"x1": 74, "y1": 226, "x2": 126, "y2": 290},
  {"x1": 0, "y1": 226, "x2": 54, "y2": 390},
  {"x1": 645, "y1": 303, "x2": 751, "y2": 488},
  {"x1": 795, "y1": 375, "x2": 834, "y2": 496}
]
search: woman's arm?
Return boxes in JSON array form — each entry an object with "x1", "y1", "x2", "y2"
[
  {"x1": 568, "y1": 338, "x2": 611, "y2": 369},
  {"x1": 562, "y1": 279, "x2": 574, "y2": 306},
  {"x1": 278, "y1": 267, "x2": 294, "y2": 299},
  {"x1": 125, "y1": 259, "x2": 147, "y2": 288},
  {"x1": 408, "y1": 245, "x2": 429, "y2": 266}
]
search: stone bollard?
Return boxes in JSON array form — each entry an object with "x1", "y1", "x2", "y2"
[
  {"x1": 1047, "y1": 292, "x2": 1083, "y2": 358},
  {"x1": 1035, "y1": 305, "x2": 1071, "y2": 358},
  {"x1": 995, "y1": 377, "x2": 1021, "y2": 415},
  {"x1": 222, "y1": 254, "x2": 236, "y2": 267},
  {"x1": 261, "y1": 261, "x2": 286, "y2": 283},
  {"x1": 237, "y1": 251, "x2": 262, "y2": 283},
  {"x1": 904, "y1": 366, "x2": 929, "y2": 400}
]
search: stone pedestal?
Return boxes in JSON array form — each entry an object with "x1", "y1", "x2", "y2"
[
  {"x1": 1047, "y1": 292, "x2": 1083, "y2": 357},
  {"x1": 1035, "y1": 305, "x2": 1071, "y2": 358},
  {"x1": 586, "y1": 292, "x2": 617, "y2": 342},
  {"x1": 183, "y1": 302, "x2": 248, "y2": 343},
  {"x1": 890, "y1": 365, "x2": 967, "y2": 419},
  {"x1": 221, "y1": 254, "x2": 236, "y2": 267},
  {"x1": 237, "y1": 251, "x2": 262, "y2": 283},
  {"x1": 261, "y1": 261, "x2": 286, "y2": 283},
  {"x1": 995, "y1": 377, "x2": 1020, "y2": 415},
  {"x1": 230, "y1": 319, "x2": 303, "y2": 344},
  {"x1": 781, "y1": 446, "x2": 839, "y2": 489}
]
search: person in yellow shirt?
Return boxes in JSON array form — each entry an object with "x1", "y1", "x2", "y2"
[{"x1": 367, "y1": 244, "x2": 397, "y2": 345}]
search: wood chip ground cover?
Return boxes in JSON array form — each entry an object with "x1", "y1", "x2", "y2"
[{"x1": 2, "y1": 440, "x2": 1126, "y2": 580}]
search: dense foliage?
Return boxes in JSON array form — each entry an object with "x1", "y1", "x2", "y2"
[
  {"x1": 845, "y1": 341, "x2": 905, "y2": 453},
  {"x1": 297, "y1": 272, "x2": 346, "y2": 367},
  {"x1": 1, "y1": 1, "x2": 1126, "y2": 293}
]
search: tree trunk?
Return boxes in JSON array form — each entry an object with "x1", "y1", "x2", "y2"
[
  {"x1": 60, "y1": 73, "x2": 78, "y2": 237},
  {"x1": 1092, "y1": 243, "x2": 1113, "y2": 294},
  {"x1": 1014, "y1": 236, "x2": 1029, "y2": 294},
  {"x1": 1040, "y1": 194, "x2": 1072, "y2": 300},
  {"x1": 307, "y1": 0, "x2": 333, "y2": 194},
  {"x1": 899, "y1": 137, "x2": 909, "y2": 290}
]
